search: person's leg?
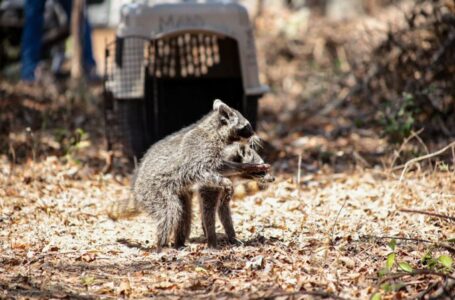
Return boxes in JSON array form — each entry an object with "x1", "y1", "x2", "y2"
[
  {"x1": 82, "y1": 16, "x2": 96, "y2": 71},
  {"x1": 21, "y1": 0, "x2": 46, "y2": 81},
  {"x1": 58, "y1": 0, "x2": 71, "y2": 15},
  {"x1": 59, "y1": 0, "x2": 96, "y2": 73}
]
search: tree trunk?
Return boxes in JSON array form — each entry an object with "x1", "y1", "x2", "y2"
[{"x1": 71, "y1": 0, "x2": 84, "y2": 79}]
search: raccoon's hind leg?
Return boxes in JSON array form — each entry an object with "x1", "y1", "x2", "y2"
[
  {"x1": 198, "y1": 190, "x2": 219, "y2": 239},
  {"x1": 199, "y1": 186, "x2": 222, "y2": 248},
  {"x1": 174, "y1": 193, "x2": 192, "y2": 249},
  {"x1": 218, "y1": 192, "x2": 237, "y2": 244}
]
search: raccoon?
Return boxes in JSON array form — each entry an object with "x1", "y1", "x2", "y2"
[{"x1": 132, "y1": 99, "x2": 266, "y2": 249}]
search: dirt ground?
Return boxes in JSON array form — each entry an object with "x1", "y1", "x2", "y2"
[{"x1": 1, "y1": 1, "x2": 454, "y2": 299}]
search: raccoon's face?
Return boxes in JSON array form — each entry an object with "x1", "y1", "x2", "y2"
[
  {"x1": 213, "y1": 99, "x2": 254, "y2": 141},
  {"x1": 222, "y1": 143, "x2": 274, "y2": 182},
  {"x1": 238, "y1": 144, "x2": 264, "y2": 164},
  {"x1": 223, "y1": 143, "x2": 264, "y2": 164}
]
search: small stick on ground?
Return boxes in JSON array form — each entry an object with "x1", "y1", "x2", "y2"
[
  {"x1": 361, "y1": 234, "x2": 432, "y2": 243},
  {"x1": 251, "y1": 290, "x2": 348, "y2": 300},
  {"x1": 379, "y1": 270, "x2": 455, "y2": 285},
  {"x1": 399, "y1": 141, "x2": 455, "y2": 181},
  {"x1": 399, "y1": 209, "x2": 455, "y2": 222},
  {"x1": 410, "y1": 280, "x2": 439, "y2": 300},
  {"x1": 360, "y1": 234, "x2": 455, "y2": 253},
  {"x1": 297, "y1": 152, "x2": 302, "y2": 198},
  {"x1": 329, "y1": 196, "x2": 349, "y2": 244},
  {"x1": 429, "y1": 271, "x2": 455, "y2": 300},
  {"x1": 391, "y1": 128, "x2": 425, "y2": 170},
  {"x1": 7, "y1": 143, "x2": 16, "y2": 183}
]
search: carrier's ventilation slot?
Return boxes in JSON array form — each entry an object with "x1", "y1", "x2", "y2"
[{"x1": 148, "y1": 33, "x2": 221, "y2": 79}]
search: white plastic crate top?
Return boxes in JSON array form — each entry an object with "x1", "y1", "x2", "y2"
[{"x1": 109, "y1": 0, "x2": 268, "y2": 99}]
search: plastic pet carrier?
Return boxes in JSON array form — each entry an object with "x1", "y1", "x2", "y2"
[{"x1": 104, "y1": 0, "x2": 268, "y2": 159}]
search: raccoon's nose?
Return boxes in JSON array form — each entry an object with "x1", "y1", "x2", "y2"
[{"x1": 238, "y1": 123, "x2": 254, "y2": 139}]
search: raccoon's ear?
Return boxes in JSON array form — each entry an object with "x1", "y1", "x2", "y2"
[
  {"x1": 213, "y1": 99, "x2": 234, "y2": 123},
  {"x1": 213, "y1": 99, "x2": 227, "y2": 110}
]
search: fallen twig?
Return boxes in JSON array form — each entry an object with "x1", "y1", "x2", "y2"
[
  {"x1": 429, "y1": 271, "x2": 455, "y2": 300},
  {"x1": 399, "y1": 141, "x2": 455, "y2": 181},
  {"x1": 329, "y1": 196, "x2": 349, "y2": 244},
  {"x1": 372, "y1": 270, "x2": 454, "y2": 300},
  {"x1": 391, "y1": 128, "x2": 425, "y2": 170},
  {"x1": 379, "y1": 270, "x2": 455, "y2": 285},
  {"x1": 361, "y1": 234, "x2": 431, "y2": 243},
  {"x1": 297, "y1": 152, "x2": 302, "y2": 199},
  {"x1": 360, "y1": 235, "x2": 455, "y2": 253},
  {"x1": 251, "y1": 290, "x2": 348, "y2": 300},
  {"x1": 399, "y1": 209, "x2": 455, "y2": 222},
  {"x1": 411, "y1": 280, "x2": 439, "y2": 300},
  {"x1": 7, "y1": 143, "x2": 16, "y2": 184}
]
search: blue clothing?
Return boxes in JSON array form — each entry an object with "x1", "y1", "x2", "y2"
[{"x1": 21, "y1": 0, "x2": 96, "y2": 81}]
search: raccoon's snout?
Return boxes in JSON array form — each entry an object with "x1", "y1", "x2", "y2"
[{"x1": 237, "y1": 123, "x2": 254, "y2": 139}]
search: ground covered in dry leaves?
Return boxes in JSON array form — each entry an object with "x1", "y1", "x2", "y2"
[
  {"x1": 1, "y1": 1, "x2": 455, "y2": 299},
  {"x1": 1, "y1": 153, "x2": 454, "y2": 299}
]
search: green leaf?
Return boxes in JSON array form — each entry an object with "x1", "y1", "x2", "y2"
[
  {"x1": 386, "y1": 253, "x2": 396, "y2": 270},
  {"x1": 388, "y1": 239, "x2": 396, "y2": 251},
  {"x1": 446, "y1": 238, "x2": 455, "y2": 243},
  {"x1": 370, "y1": 292, "x2": 381, "y2": 300},
  {"x1": 380, "y1": 283, "x2": 392, "y2": 292},
  {"x1": 381, "y1": 282, "x2": 405, "y2": 292},
  {"x1": 398, "y1": 262, "x2": 413, "y2": 273},
  {"x1": 438, "y1": 255, "x2": 453, "y2": 269},
  {"x1": 378, "y1": 267, "x2": 389, "y2": 277}
]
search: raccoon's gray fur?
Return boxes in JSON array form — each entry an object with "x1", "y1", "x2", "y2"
[
  {"x1": 132, "y1": 99, "x2": 256, "y2": 249},
  {"x1": 107, "y1": 143, "x2": 273, "y2": 238},
  {"x1": 196, "y1": 142, "x2": 274, "y2": 248}
]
